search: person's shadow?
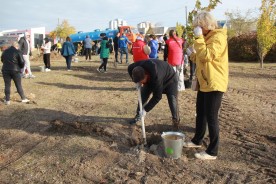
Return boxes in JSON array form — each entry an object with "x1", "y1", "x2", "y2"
[{"x1": 0, "y1": 108, "x2": 138, "y2": 151}]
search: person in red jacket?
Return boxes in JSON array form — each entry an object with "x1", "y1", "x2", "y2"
[
  {"x1": 165, "y1": 30, "x2": 185, "y2": 91},
  {"x1": 132, "y1": 36, "x2": 150, "y2": 62}
]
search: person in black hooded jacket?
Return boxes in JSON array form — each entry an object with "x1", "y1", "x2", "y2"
[
  {"x1": 128, "y1": 59, "x2": 180, "y2": 129},
  {"x1": 113, "y1": 32, "x2": 120, "y2": 63},
  {"x1": 1, "y1": 42, "x2": 30, "y2": 105},
  {"x1": 18, "y1": 32, "x2": 35, "y2": 78}
]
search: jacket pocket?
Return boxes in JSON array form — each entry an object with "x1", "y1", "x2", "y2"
[{"x1": 201, "y1": 69, "x2": 209, "y2": 86}]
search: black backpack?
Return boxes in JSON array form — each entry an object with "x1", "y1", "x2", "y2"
[
  {"x1": 106, "y1": 41, "x2": 113, "y2": 53},
  {"x1": 106, "y1": 41, "x2": 111, "y2": 49}
]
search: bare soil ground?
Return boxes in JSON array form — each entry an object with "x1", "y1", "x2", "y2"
[{"x1": 0, "y1": 53, "x2": 275, "y2": 184}]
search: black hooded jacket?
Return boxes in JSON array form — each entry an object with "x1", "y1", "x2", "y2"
[
  {"x1": 1, "y1": 46, "x2": 25, "y2": 72},
  {"x1": 128, "y1": 59, "x2": 177, "y2": 112},
  {"x1": 18, "y1": 37, "x2": 32, "y2": 56}
]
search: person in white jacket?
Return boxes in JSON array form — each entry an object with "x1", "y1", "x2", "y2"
[{"x1": 41, "y1": 37, "x2": 52, "y2": 72}]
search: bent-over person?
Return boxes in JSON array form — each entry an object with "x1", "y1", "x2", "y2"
[{"x1": 128, "y1": 59, "x2": 180, "y2": 130}]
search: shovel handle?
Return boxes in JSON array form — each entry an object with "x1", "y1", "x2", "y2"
[{"x1": 138, "y1": 86, "x2": 147, "y2": 145}]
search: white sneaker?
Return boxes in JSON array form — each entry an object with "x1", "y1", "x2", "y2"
[
  {"x1": 194, "y1": 151, "x2": 217, "y2": 160},
  {"x1": 29, "y1": 74, "x2": 36, "y2": 78},
  {"x1": 22, "y1": 99, "x2": 30, "y2": 103},
  {"x1": 4, "y1": 100, "x2": 10, "y2": 105},
  {"x1": 45, "y1": 68, "x2": 51, "y2": 72},
  {"x1": 183, "y1": 141, "x2": 202, "y2": 148}
]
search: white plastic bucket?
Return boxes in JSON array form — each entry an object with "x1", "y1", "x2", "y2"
[
  {"x1": 39, "y1": 66, "x2": 45, "y2": 72},
  {"x1": 161, "y1": 131, "x2": 185, "y2": 159}
]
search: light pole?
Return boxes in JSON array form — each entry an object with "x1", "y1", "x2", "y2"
[{"x1": 185, "y1": 6, "x2": 188, "y2": 27}]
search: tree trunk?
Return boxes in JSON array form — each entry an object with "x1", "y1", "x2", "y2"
[
  {"x1": 260, "y1": 55, "x2": 264, "y2": 69},
  {"x1": 257, "y1": 43, "x2": 263, "y2": 69}
]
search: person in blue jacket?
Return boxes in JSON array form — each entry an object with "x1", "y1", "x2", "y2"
[
  {"x1": 118, "y1": 33, "x2": 132, "y2": 64},
  {"x1": 61, "y1": 37, "x2": 76, "y2": 71},
  {"x1": 148, "y1": 34, "x2": 158, "y2": 59},
  {"x1": 84, "y1": 35, "x2": 92, "y2": 61}
]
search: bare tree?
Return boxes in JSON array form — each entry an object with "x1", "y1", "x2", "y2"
[{"x1": 225, "y1": 9, "x2": 258, "y2": 39}]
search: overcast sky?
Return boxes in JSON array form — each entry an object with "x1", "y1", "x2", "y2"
[{"x1": 0, "y1": 0, "x2": 261, "y2": 32}]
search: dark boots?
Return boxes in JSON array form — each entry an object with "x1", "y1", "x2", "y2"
[{"x1": 129, "y1": 114, "x2": 141, "y2": 125}]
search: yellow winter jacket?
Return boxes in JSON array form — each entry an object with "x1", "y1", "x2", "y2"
[{"x1": 190, "y1": 28, "x2": 228, "y2": 92}]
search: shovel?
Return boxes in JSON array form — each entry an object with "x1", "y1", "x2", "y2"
[{"x1": 137, "y1": 84, "x2": 147, "y2": 146}]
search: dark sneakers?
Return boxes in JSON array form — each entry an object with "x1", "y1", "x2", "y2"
[{"x1": 129, "y1": 114, "x2": 141, "y2": 125}]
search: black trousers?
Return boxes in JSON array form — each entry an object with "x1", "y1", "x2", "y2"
[
  {"x1": 189, "y1": 60, "x2": 196, "y2": 81},
  {"x1": 2, "y1": 70, "x2": 26, "y2": 101},
  {"x1": 136, "y1": 81, "x2": 179, "y2": 120},
  {"x1": 158, "y1": 43, "x2": 162, "y2": 51},
  {"x1": 99, "y1": 58, "x2": 108, "y2": 71},
  {"x1": 114, "y1": 48, "x2": 119, "y2": 62},
  {"x1": 43, "y1": 53, "x2": 51, "y2": 69},
  {"x1": 85, "y1": 48, "x2": 91, "y2": 60},
  {"x1": 192, "y1": 91, "x2": 224, "y2": 156}
]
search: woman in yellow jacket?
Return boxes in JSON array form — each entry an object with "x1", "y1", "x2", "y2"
[{"x1": 184, "y1": 11, "x2": 229, "y2": 160}]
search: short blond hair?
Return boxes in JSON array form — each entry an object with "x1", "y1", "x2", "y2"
[
  {"x1": 193, "y1": 11, "x2": 218, "y2": 30},
  {"x1": 12, "y1": 41, "x2": 19, "y2": 48}
]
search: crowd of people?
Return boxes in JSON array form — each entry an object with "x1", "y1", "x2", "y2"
[
  {"x1": 1, "y1": 11, "x2": 228, "y2": 160},
  {"x1": 128, "y1": 11, "x2": 228, "y2": 161}
]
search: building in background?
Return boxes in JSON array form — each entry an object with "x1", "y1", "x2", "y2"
[
  {"x1": 153, "y1": 27, "x2": 170, "y2": 36},
  {"x1": 137, "y1": 21, "x2": 152, "y2": 34},
  {"x1": 0, "y1": 27, "x2": 45, "y2": 49},
  {"x1": 217, "y1": 20, "x2": 231, "y2": 29},
  {"x1": 109, "y1": 19, "x2": 128, "y2": 30},
  {"x1": 137, "y1": 21, "x2": 172, "y2": 36}
]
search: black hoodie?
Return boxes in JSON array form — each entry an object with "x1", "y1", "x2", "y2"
[{"x1": 128, "y1": 59, "x2": 177, "y2": 112}]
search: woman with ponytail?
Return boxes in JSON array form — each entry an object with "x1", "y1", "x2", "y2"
[{"x1": 165, "y1": 30, "x2": 185, "y2": 91}]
